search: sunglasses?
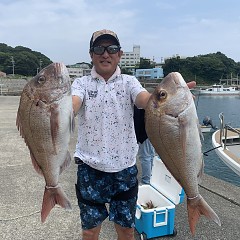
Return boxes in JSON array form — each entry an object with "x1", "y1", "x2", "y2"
[{"x1": 91, "y1": 45, "x2": 121, "y2": 55}]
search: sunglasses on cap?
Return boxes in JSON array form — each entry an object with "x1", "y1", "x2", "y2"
[{"x1": 90, "y1": 45, "x2": 121, "y2": 55}]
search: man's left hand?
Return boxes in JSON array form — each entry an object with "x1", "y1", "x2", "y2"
[{"x1": 187, "y1": 81, "x2": 196, "y2": 89}]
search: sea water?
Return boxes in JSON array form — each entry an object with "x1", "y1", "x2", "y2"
[{"x1": 195, "y1": 94, "x2": 240, "y2": 187}]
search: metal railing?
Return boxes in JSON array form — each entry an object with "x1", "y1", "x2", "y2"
[{"x1": 218, "y1": 112, "x2": 240, "y2": 150}]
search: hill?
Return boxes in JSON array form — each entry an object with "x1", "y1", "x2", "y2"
[
  {"x1": 163, "y1": 52, "x2": 240, "y2": 84},
  {"x1": 1, "y1": 43, "x2": 240, "y2": 85},
  {"x1": 0, "y1": 43, "x2": 52, "y2": 76}
]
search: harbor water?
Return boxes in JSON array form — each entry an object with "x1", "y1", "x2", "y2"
[{"x1": 194, "y1": 94, "x2": 240, "y2": 187}]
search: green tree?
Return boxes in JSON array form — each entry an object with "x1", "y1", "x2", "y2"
[
  {"x1": 0, "y1": 43, "x2": 52, "y2": 76},
  {"x1": 137, "y1": 57, "x2": 155, "y2": 69},
  {"x1": 163, "y1": 52, "x2": 239, "y2": 84}
]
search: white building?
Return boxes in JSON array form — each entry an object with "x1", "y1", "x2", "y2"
[
  {"x1": 67, "y1": 62, "x2": 91, "y2": 78},
  {"x1": 119, "y1": 45, "x2": 140, "y2": 69}
]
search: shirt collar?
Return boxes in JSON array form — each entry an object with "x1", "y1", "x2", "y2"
[{"x1": 91, "y1": 66, "x2": 121, "y2": 82}]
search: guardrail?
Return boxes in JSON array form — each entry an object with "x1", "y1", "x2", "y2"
[{"x1": 218, "y1": 112, "x2": 240, "y2": 150}]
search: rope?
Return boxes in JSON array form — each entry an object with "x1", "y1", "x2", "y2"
[{"x1": 199, "y1": 184, "x2": 240, "y2": 207}]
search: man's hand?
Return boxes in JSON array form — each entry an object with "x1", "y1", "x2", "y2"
[
  {"x1": 187, "y1": 81, "x2": 197, "y2": 99},
  {"x1": 187, "y1": 81, "x2": 196, "y2": 89}
]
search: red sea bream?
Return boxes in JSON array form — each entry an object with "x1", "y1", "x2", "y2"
[
  {"x1": 16, "y1": 62, "x2": 74, "y2": 222},
  {"x1": 145, "y1": 72, "x2": 221, "y2": 235}
]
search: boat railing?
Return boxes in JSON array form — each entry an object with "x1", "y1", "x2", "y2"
[
  {"x1": 218, "y1": 112, "x2": 240, "y2": 150},
  {"x1": 219, "y1": 112, "x2": 224, "y2": 144}
]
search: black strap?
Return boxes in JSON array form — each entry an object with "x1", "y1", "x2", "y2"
[
  {"x1": 134, "y1": 106, "x2": 148, "y2": 144},
  {"x1": 112, "y1": 183, "x2": 139, "y2": 201},
  {"x1": 74, "y1": 157, "x2": 83, "y2": 165}
]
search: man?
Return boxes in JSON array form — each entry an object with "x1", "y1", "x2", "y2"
[
  {"x1": 71, "y1": 29, "x2": 196, "y2": 240},
  {"x1": 202, "y1": 116, "x2": 217, "y2": 129},
  {"x1": 72, "y1": 29, "x2": 150, "y2": 240}
]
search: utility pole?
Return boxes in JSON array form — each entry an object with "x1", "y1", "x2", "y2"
[
  {"x1": 39, "y1": 59, "x2": 42, "y2": 71},
  {"x1": 11, "y1": 56, "x2": 15, "y2": 76}
]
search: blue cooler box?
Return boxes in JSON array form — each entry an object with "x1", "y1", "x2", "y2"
[{"x1": 135, "y1": 156, "x2": 184, "y2": 239}]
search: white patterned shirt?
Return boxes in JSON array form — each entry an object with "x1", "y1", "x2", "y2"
[{"x1": 71, "y1": 66, "x2": 147, "y2": 172}]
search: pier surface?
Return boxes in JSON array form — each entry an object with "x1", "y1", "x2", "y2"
[{"x1": 0, "y1": 96, "x2": 239, "y2": 240}]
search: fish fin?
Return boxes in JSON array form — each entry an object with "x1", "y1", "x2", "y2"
[
  {"x1": 50, "y1": 104, "x2": 59, "y2": 154},
  {"x1": 70, "y1": 111, "x2": 75, "y2": 134},
  {"x1": 197, "y1": 157, "x2": 204, "y2": 184},
  {"x1": 41, "y1": 186, "x2": 72, "y2": 223},
  {"x1": 198, "y1": 123, "x2": 204, "y2": 141},
  {"x1": 59, "y1": 151, "x2": 71, "y2": 175},
  {"x1": 16, "y1": 111, "x2": 25, "y2": 139},
  {"x1": 187, "y1": 194, "x2": 221, "y2": 235},
  {"x1": 179, "y1": 117, "x2": 187, "y2": 159},
  {"x1": 30, "y1": 152, "x2": 44, "y2": 176},
  {"x1": 16, "y1": 111, "x2": 21, "y2": 133}
]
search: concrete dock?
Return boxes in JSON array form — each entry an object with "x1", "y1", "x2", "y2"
[{"x1": 0, "y1": 96, "x2": 239, "y2": 240}]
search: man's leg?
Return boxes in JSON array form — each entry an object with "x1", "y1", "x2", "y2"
[
  {"x1": 110, "y1": 165, "x2": 138, "y2": 240},
  {"x1": 114, "y1": 223, "x2": 135, "y2": 240},
  {"x1": 138, "y1": 138, "x2": 155, "y2": 184},
  {"x1": 75, "y1": 162, "x2": 109, "y2": 240},
  {"x1": 82, "y1": 225, "x2": 102, "y2": 240}
]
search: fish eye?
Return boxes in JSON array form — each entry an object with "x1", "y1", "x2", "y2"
[
  {"x1": 38, "y1": 75, "x2": 46, "y2": 84},
  {"x1": 157, "y1": 90, "x2": 167, "y2": 100}
]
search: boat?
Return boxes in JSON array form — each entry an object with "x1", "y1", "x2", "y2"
[
  {"x1": 212, "y1": 113, "x2": 240, "y2": 176},
  {"x1": 198, "y1": 84, "x2": 240, "y2": 95},
  {"x1": 201, "y1": 125, "x2": 216, "y2": 133}
]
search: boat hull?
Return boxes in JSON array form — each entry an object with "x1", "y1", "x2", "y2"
[
  {"x1": 198, "y1": 84, "x2": 240, "y2": 96},
  {"x1": 212, "y1": 130, "x2": 240, "y2": 176},
  {"x1": 199, "y1": 91, "x2": 240, "y2": 96}
]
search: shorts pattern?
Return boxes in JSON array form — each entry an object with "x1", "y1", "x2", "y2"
[{"x1": 76, "y1": 162, "x2": 138, "y2": 229}]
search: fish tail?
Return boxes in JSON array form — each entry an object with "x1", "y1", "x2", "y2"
[
  {"x1": 41, "y1": 185, "x2": 72, "y2": 223},
  {"x1": 187, "y1": 194, "x2": 221, "y2": 235}
]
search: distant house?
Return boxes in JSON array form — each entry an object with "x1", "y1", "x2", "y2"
[
  {"x1": 135, "y1": 67, "x2": 164, "y2": 81},
  {"x1": 67, "y1": 62, "x2": 91, "y2": 78},
  {"x1": 0, "y1": 71, "x2": 7, "y2": 78}
]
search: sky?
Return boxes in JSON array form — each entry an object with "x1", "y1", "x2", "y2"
[{"x1": 1, "y1": 0, "x2": 240, "y2": 65}]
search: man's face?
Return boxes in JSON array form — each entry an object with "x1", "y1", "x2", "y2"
[{"x1": 90, "y1": 39, "x2": 123, "y2": 79}]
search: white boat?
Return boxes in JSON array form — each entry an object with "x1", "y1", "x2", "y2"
[
  {"x1": 212, "y1": 113, "x2": 240, "y2": 176},
  {"x1": 199, "y1": 84, "x2": 240, "y2": 95}
]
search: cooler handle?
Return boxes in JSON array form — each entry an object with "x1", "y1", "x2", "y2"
[{"x1": 153, "y1": 209, "x2": 168, "y2": 227}]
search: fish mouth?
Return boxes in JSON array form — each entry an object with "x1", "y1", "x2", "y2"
[{"x1": 171, "y1": 72, "x2": 186, "y2": 88}]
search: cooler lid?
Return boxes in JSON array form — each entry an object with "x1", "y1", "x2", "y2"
[{"x1": 150, "y1": 156, "x2": 183, "y2": 205}]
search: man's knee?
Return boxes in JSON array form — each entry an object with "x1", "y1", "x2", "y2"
[
  {"x1": 82, "y1": 225, "x2": 101, "y2": 240},
  {"x1": 114, "y1": 224, "x2": 135, "y2": 240}
]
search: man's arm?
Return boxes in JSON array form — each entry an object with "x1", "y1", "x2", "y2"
[
  {"x1": 72, "y1": 95, "x2": 83, "y2": 116},
  {"x1": 134, "y1": 81, "x2": 196, "y2": 110},
  {"x1": 135, "y1": 91, "x2": 151, "y2": 110}
]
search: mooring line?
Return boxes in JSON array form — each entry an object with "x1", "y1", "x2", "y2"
[{"x1": 199, "y1": 184, "x2": 240, "y2": 207}]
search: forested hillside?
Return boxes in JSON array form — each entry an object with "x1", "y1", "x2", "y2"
[
  {"x1": 0, "y1": 43, "x2": 52, "y2": 76},
  {"x1": 1, "y1": 43, "x2": 240, "y2": 85},
  {"x1": 163, "y1": 52, "x2": 240, "y2": 84}
]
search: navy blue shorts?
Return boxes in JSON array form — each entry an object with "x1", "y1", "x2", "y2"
[{"x1": 75, "y1": 159, "x2": 138, "y2": 230}]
